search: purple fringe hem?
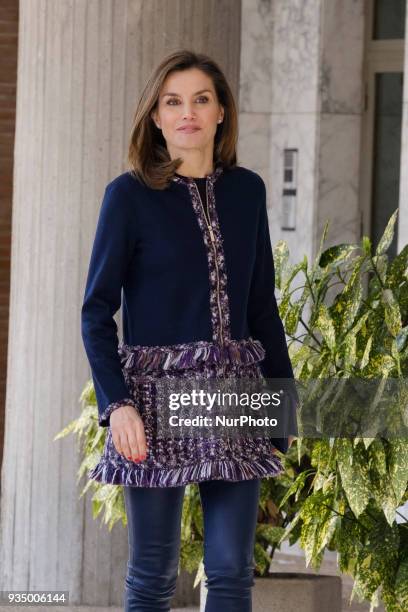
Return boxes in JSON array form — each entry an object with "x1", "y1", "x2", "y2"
[
  {"x1": 117, "y1": 337, "x2": 266, "y2": 372},
  {"x1": 87, "y1": 455, "x2": 284, "y2": 488}
]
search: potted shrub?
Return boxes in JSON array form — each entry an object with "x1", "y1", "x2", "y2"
[
  {"x1": 262, "y1": 210, "x2": 407, "y2": 611},
  {"x1": 56, "y1": 210, "x2": 407, "y2": 611}
]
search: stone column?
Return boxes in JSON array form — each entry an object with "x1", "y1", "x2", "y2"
[
  {"x1": 0, "y1": 0, "x2": 241, "y2": 604},
  {"x1": 239, "y1": 0, "x2": 365, "y2": 265},
  {"x1": 398, "y1": 0, "x2": 408, "y2": 251}
]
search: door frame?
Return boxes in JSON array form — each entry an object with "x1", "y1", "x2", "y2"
[{"x1": 359, "y1": 0, "x2": 405, "y2": 242}]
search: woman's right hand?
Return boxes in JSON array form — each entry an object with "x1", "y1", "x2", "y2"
[{"x1": 110, "y1": 405, "x2": 148, "y2": 462}]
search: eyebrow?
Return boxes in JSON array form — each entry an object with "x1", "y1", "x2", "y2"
[{"x1": 162, "y1": 89, "x2": 213, "y2": 97}]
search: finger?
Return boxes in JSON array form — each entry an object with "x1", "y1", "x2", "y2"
[
  {"x1": 119, "y1": 429, "x2": 134, "y2": 461},
  {"x1": 111, "y1": 430, "x2": 123, "y2": 456},
  {"x1": 130, "y1": 412, "x2": 147, "y2": 458},
  {"x1": 126, "y1": 426, "x2": 143, "y2": 460},
  {"x1": 135, "y1": 424, "x2": 147, "y2": 458},
  {"x1": 131, "y1": 415, "x2": 149, "y2": 458}
]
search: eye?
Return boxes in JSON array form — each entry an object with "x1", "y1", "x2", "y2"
[{"x1": 165, "y1": 96, "x2": 210, "y2": 105}]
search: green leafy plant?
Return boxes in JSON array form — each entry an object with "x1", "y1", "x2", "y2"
[
  {"x1": 56, "y1": 209, "x2": 408, "y2": 608},
  {"x1": 272, "y1": 210, "x2": 408, "y2": 611}
]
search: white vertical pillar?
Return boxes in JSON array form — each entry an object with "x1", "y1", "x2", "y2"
[
  {"x1": 0, "y1": 0, "x2": 241, "y2": 604},
  {"x1": 239, "y1": 1, "x2": 366, "y2": 264},
  {"x1": 398, "y1": 0, "x2": 408, "y2": 250}
]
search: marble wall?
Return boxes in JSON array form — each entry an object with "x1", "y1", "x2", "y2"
[
  {"x1": 238, "y1": 0, "x2": 275, "y2": 186},
  {"x1": 318, "y1": 1, "x2": 366, "y2": 251},
  {"x1": 238, "y1": 0, "x2": 365, "y2": 267}
]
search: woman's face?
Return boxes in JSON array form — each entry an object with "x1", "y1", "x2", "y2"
[{"x1": 151, "y1": 68, "x2": 224, "y2": 160}]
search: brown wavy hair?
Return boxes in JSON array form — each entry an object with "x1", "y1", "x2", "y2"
[{"x1": 126, "y1": 49, "x2": 238, "y2": 190}]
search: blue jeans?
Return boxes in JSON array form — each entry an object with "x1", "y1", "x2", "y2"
[{"x1": 123, "y1": 478, "x2": 261, "y2": 611}]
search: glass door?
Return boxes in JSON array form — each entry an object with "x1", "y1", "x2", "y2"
[{"x1": 360, "y1": 0, "x2": 405, "y2": 257}]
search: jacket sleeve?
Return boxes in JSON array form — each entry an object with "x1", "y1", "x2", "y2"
[
  {"x1": 81, "y1": 181, "x2": 139, "y2": 427},
  {"x1": 247, "y1": 177, "x2": 299, "y2": 452}
]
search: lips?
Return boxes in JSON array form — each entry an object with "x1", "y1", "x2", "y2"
[{"x1": 177, "y1": 126, "x2": 201, "y2": 133}]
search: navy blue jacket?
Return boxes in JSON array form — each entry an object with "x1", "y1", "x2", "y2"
[{"x1": 81, "y1": 164, "x2": 298, "y2": 453}]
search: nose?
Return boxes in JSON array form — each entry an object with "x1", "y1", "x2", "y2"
[{"x1": 181, "y1": 103, "x2": 196, "y2": 120}]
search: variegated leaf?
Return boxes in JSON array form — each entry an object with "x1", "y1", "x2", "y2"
[
  {"x1": 388, "y1": 438, "x2": 408, "y2": 507},
  {"x1": 360, "y1": 336, "x2": 372, "y2": 370},
  {"x1": 382, "y1": 288, "x2": 402, "y2": 337},
  {"x1": 395, "y1": 556, "x2": 408, "y2": 607},
  {"x1": 313, "y1": 220, "x2": 330, "y2": 268},
  {"x1": 364, "y1": 354, "x2": 396, "y2": 377},
  {"x1": 375, "y1": 209, "x2": 398, "y2": 256},
  {"x1": 319, "y1": 244, "x2": 358, "y2": 269},
  {"x1": 354, "y1": 521, "x2": 399, "y2": 602},
  {"x1": 273, "y1": 240, "x2": 290, "y2": 289},
  {"x1": 372, "y1": 254, "x2": 388, "y2": 285},
  {"x1": 316, "y1": 304, "x2": 336, "y2": 351},
  {"x1": 278, "y1": 293, "x2": 291, "y2": 319},
  {"x1": 314, "y1": 508, "x2": 338, "y2": 557},
  {"x1": 256, "y1": 524, "x2": 286, "y2": 544},
  {"x1": 343, "y1": 332, "x2": 356, "y2": 369},
  {"x1": 351, "y1": 311, "x2": 370, "y2": 335},
  {"x1": 290, "y1": 344, "x2": 312, "y2": 369},
  {"x1": 362, "y1": 235, "x2": 372, "y2": 255},
  {"x1": 285, "y1": 302, "x2": 302, "y2": 335},
  {"x1": 254, "y1": 542, "x2": 272, "y2": 575},
  {"x1": 336, "y1": 439, "x2": 370, "y2": 517},
  {"x1": 281, "y1": 257, "x2": 308, "y2": 293},
  {"x1": 387, "y1": 244, "x2": 408, "y2": 287}
]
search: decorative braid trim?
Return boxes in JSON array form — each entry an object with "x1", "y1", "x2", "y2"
[
  {"x1": 99, "y1": 397, "x2": 140, "y2": 426},
  {"x1": 88, "y1": 454, "x2": 284, "y2": 488},
  {"x1": 171, "y1": 165, "x2": 231, "y2": 343},
  {"x1": 117, "y1": 337, "x2": 266, "y2": 372}
]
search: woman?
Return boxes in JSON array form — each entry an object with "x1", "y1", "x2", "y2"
[{"x1": 81, "y1": 49, "x2": 298, "y2": 612}]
